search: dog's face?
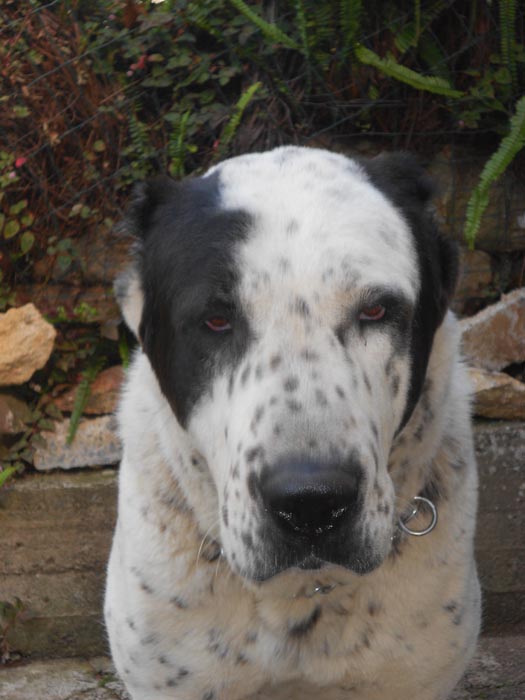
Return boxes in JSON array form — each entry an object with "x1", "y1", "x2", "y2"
[{"x1": 119, "y1": 147, "x2": 457, "y2": 583}]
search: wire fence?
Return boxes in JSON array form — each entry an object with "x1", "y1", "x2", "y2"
[{"x1": 1, "y1": 0, "x2": 524, "y2": 315}]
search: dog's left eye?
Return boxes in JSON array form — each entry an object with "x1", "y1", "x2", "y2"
[
  {"x1": 204, "y1": 316, "x2": 232, "y2": 332},
  {"x1": 359, "y1": 305, "x2": 386, "y2": 322}
]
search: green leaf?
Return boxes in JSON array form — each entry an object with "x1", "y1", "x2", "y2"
[
  {"x1": 465, "y1": 95, "x2": 525, "y2": 248},
  {"x1": 4, "y1": 219, "x2": 20, "y2": 239},
  {"x1": 20, "y1": 231, "x2": 35, "y2": 254},
  {"x1": 0, "y1": 466, "x2": 17, "y2": 489},
  {"x1": 355, "y1": 45, "x2": 464, "y2": 98},
  {"x1": 93, "y1": 140, "x2": 106, "y2": 152},
  {"x1": 9, "y1": 199, "x2": 27, "y2": 216},
  {"x1": 228, "y1": 0, "x2": 299, "y2": 50}
]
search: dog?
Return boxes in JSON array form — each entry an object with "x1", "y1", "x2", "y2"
[{"x1": 105, "y1": 146, "x2": 481, "y2": 700}]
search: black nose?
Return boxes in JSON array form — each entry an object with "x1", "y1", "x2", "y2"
[{"x1": 259, "y1": 458, "x2": 362, "y2": 538}]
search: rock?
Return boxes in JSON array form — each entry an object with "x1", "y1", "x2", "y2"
[
  {"x1": 457, "y1": 249, "x2": 493, "y2": 298},
  {"x1": 54, "y1": 366, "x2": 125, "y2": 416},
  {"x1": 451, "y1": 248, "x2": 493, "y2": 314},
  {"x1": 33, "y1": 415, "x2": 122, "y2": 470},
  {"x1": 0, "y1": 657, "x2": 130, "y2": 700},
  {"x1": 12, "y1": 284, "x2": 120, "y2": 324},
  {"x1": 0, "y1": 304, "x2": 57, "y2": 386},
  {"x1": 0, "y1": 393, "x2": 33, "y2": 434},
  {"x1": 474, "y1": 421, "x2": 525, "y2": 632},
  {"x1": 460, "y1": 288, "x2": 525, "y2": 370},
  {"x1": 469, "y1": 368, "x2": 525, "y2": 420}
]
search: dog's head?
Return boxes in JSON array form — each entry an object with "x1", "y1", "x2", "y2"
[{"x1": 118, "y1": 147, "x2": 458, "y2": 582}]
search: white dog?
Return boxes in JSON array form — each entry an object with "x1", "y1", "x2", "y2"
[{"x1": 105, "y1": 147, "x2": 480, "y2": 700}]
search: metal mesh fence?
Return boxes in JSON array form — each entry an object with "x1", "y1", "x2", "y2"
[{"x1": 1, "y1": 0, "x2": 524, "y2": 313}]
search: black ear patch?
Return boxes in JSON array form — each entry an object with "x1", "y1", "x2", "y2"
[
  {"x1": 360, "y1": 152, "x2": 459, "y2": 431},
  {"x1": 124, "y1": 176, "x2": 179, "y2": 241}
]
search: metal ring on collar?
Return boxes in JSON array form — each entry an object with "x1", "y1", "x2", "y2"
[{"x1": 398, "y1": 496, "x2": 438, "y2": 537}]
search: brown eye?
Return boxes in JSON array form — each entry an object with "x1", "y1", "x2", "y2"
[
  {"x1": 359, "y1": 305, "x2": 385, "y2": 322},
  {"x1": 204, "y1": 317, "x2": 232, "y2": 332}
]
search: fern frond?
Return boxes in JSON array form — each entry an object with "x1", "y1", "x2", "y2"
[
  {"x1": 168, "y1": 111, "x2": 191, "y2": 178},
  {"x1": 355, "y1": 44, "x2": 463, "y2": 97},
  {"x1": 228, "y1": 0, "x2": 299, "y2": 50},
  {"x1": 294, "y1": 0, "x2": 310, "y2": 64},
  {"x1": 67, "y1": 355, "x2": 107, "y2": 445},
  {"x1": 500, "y1": 0, "x2": 517, "y2": 89},
  {"x1": 465, "y1": 95, "x2": 525, "y2": 248},
  {"x1": 216, "y1": 82, "x2": 262, "y2": 158},
  {"x1": 340, "y1": 0, "x2": 362, "y2": 57}
]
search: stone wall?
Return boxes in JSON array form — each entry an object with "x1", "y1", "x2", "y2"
[{"x1": 1, "y1": 421, "x2": 523, "y2": 658}]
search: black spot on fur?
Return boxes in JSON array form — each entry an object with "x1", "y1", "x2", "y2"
[
  {"x1": 335, "y1": 385, "x2": 346, "y2": 399},
  {"x1": 247, "y1": 472, "x2": 260, "y2": 501},
  {"x1": 443, "y1": 600, "x2": 463, "y2": 625},
  {"x1": 293, "y1": 296, "x2": 311, "y2": 317},
  {"x1": 367, "y1": 601, "x2": 382, "y2": 616},
  {"x1": 170, "y1": 595, "x2": 188, "y2": 609},
  {"x1": 245, "y1": 445, "x2": 264, "y2": 463},
  {"x1": 284, "y1": 376, "x2": 299, "y2": 392},
  {"x1": 314, "y1": 389, "x2": 328, "y2": 407},
  {"x1": 286, "y1": 399, "x2": 302, "y2": 412},
  {"x1": 301, "y1": 349, "x2": 320, "y2": 362},
  {"x1": 222, "y1": 505, "x2": 229, "y2": 527},
  {"x1": 289, "y1": 605, "x2": 322, "y2": 638},
  {"x1": 391, "y1": 373, "x2": 400, "y2": 396},
  {"x1": 241, "y1": 532, "x2": 254, "y2": 550},
  {"x1": 240, "y1": 364, "x2": 251, "y2": 385},
  {"x1": 286, "y1": 219, "x2": 299, "y2": 235},
  {"x1": 270, "y1": 354, "x2": 282, "y2": 370}
]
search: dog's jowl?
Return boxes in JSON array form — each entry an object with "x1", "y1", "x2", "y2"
[{"x1": 105, "y1": 147, "x2": 480, "y2": 700}]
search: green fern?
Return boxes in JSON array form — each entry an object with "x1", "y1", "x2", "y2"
[
  {"x1": 294, "y1": 0, "x2": 310, "y2": 64},
  {"x1": 67, "y1": 355, "x2": 107, "y2": 445},
  {"x1": 216, "y1": 82, "x2": 262, "y2": 158},
  {"x1": 129, "y1": 113, "x2": 149, "y2": 159},
  {"x1": 168, "y1": 111, "x2": 191, "y2": 178},
  {"x1": 228, "y1": 0, "x2": 299, "y2": 50},
  {"x1": 465, "y1": 95, "x2": 525, "y2": 249},
  {"x1": 340, "y1": 0, "x2": 362, "y2": 58},
  {"x1": 0, "y1": 466, "x2": 17, "y2": 489},
  {"x1": 355, "y1": 44, "x2": 463, "y2": 98},
  {"x1": 500, "y1": 0, "x2": 517, "y2": 89}
]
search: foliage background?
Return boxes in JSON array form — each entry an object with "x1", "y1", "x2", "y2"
[{"x1": 0, "y1": 0, "x2": 524, "y2": 471}]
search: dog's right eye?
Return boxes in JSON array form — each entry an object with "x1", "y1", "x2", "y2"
[{"x1": 204, "y1": 316, "x2": 232, "y2": 332}]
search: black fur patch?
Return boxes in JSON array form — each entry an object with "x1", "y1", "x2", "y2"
[
  {"x1": 360, "y1": 153, "x2": 459, "y2": 432},
  {"x1": 127, "y1": 173, "x2": 253, "y2": 426}
]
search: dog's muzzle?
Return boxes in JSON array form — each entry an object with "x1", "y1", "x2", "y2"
[{"x1": 247, "y1": 456, "x2": 371, "y2": 578}]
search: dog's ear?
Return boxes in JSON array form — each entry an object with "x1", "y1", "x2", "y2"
[
  {"x1": 114, "y1": 264, "x2": 144, "y2": 338},
  {"x1": 361, "y1": 151, "x2": 459, "y2": 318},
  {"x1": 115, "y1": 177, "x2": 177, "y2": 338}
]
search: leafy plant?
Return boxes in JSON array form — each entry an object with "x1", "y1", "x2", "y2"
[
  {"x1": 354, "y1": 44, "x2": 463, "y2": 98},
  {"x1": 67, "y1": 355, "x2": 107, "y2": 445},
  {"x1": 465, "y1": 95, "x2": 525, "y2": 249}
]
